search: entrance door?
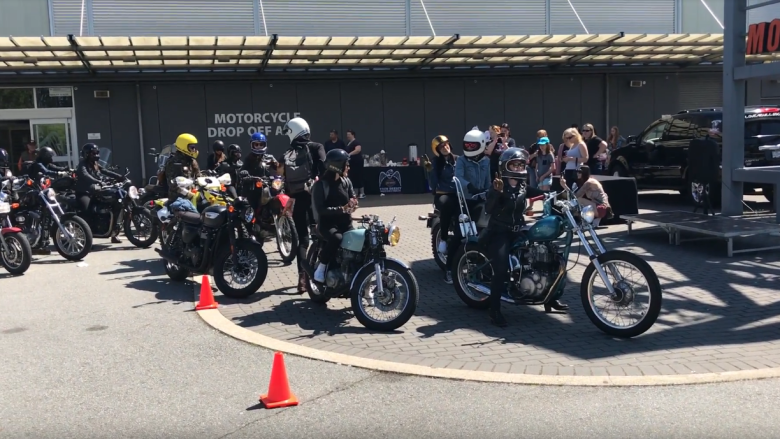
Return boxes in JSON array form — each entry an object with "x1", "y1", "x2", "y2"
[{"x1": 29, "y1": 119, "x2": 73, "y2": 167}]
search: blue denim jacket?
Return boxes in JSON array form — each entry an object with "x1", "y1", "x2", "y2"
[
  {"x1": 455, "y1": 155, "x2": 491, "y2": 197},
  {"x1": 429, "y1": 155, "x2": 457, "y2": 193}
]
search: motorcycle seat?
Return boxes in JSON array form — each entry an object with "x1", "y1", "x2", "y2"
[{"x1": 174, "y1": 210, "x2": 201, "y2": 225}]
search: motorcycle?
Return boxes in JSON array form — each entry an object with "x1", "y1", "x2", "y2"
[
  {"x1": 4, "y1": 175, "x2": 93, "y2": 261},
  {"x1": 450, "y1": 185, "x2": 662, "y2": 338},
  {"x1": 301, "y1": 213, "x2": 419, "y2": 332},
  {"x1": 0, "y1": 179, "x2": 32, "y2": 275},
  {"x1": 242, "y1": 174, "x2": 298, "y2": 264},
  {"x1": 155, "y1": 171, "x2": 269, "y2": 299}
]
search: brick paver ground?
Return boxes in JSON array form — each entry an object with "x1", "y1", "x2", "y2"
[{"x1": 215, "y1": 192, "x2": 780, "y2": 377}]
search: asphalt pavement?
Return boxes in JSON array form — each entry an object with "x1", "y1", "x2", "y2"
[{"x1": 2, "y1": 194, "x2": 780, "y2": 438}]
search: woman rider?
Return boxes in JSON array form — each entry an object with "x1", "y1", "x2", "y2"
[
  {"x1": 311, "y1": 148, "x2": 358, "y2": 283},
  {"x1": 426, "y1": 135, "x2": 458, "y2": 284}
]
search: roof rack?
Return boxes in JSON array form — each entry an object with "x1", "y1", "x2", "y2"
[{"x1": 675, "y1": 108, "x2": 722, "y2": 114}]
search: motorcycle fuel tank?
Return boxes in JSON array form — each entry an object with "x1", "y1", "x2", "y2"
[
  {"x1": 340, "y1": 229, "x2": 366, "y2": 252},
  {"x1": 201, "y1": 204, "x2": 227, "y2": 228},
  {"x1": 527, "y1": 215, "x2": 564, "y2": 242}
]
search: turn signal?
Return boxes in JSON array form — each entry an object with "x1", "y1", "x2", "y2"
[
  {"x1": 220, "y1": 185, "x2": 226, "y2": 192},
  {"x1": 228, "y1": 205, "x2": 235, "y2": 213},
  {"x1": 255, "y1": 181, "x2": 262, "y2": 188},
  {"x1": 11, "y1": 203, "x2": 19, "y2": 209},
  {"x1": 25, "y1": 180, "x2": 32, "y2": 186}
]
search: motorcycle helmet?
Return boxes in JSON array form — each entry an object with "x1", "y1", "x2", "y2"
[
  {"x1": 462, "y1": 129, "x2": 487, "y2": 158},
  {"x1": 282, "y1": 117, "x2": 310, "y2": 143},
  {"x1": 227, "y1": 144, "x2": 242, "y2": 161},
  {"x1": 250, "y1": 132, "x2": 267, "y2": 155},
  {"x1": 431, "y1": 135, "x2": 449, "y2": 157},
  {"x1": 498, "y1": 147, "x2": 529, "y2": 180},
  {"x1": 212, "y1": 140, "x2": 225, "y2": 152},
  {"x1": 175, "y1": 133, "x2": 199, "y2": 159},
  {"x1": 324, "y1": 148, "x2": 350, "y2": 175},
  {"x1": 81, "y1": 143, "x2": 99, "y2": 160},
  {"x1": 37, "y1": 146, "x2": 56, "y2": 165}
]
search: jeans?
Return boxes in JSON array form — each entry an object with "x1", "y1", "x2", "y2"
[{"x1": 170, "y1": 198, "x2": 198, "y2": 213}]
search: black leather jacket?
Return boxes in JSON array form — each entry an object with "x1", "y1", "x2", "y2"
[
  {"x1": 215, "y1": 158, "x2": 243, "y2": 188},
  {"x1": 75, "y1": 160, "x2": 123, "y2": 194},
  {"x1": 485, "y1": 182, "x2": 547, "y2": 230},
  {"x1": 240, "y1": 154, "x2": 278, "y2": 178},
  {"x1": 311, "y1": 177, "x2": 355, "y2": 226},
  {"x1": 29, "y1": 161, "x2": 67, "y2": 181}
]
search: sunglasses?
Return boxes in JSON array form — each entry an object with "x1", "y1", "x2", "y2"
[
  {"x1": 582, "y1": 129, "x2": 592, "y2": 132},
  {"x1": 565, "y1": 136, "x2": 574, "y2": 140}
]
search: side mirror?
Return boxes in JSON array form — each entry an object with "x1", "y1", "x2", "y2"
[
  {"x1": 626, "y1": 135, "x2": 637, "y2": 144},
  {"x1": 218, "y1": 173, "x2": 232, "y2": 186}
]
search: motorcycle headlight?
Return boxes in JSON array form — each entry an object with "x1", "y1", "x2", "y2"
[
  {"x1": 243, "y1": 206, "x2": 254, "y2": 223},
  {"x1": 388, "y1": 225, "x2": 401, "y2": 246},
  {"x1": 0, "y1": 202, "x2": 10, "y2": 214},
  {"x1": 272, "y1": 179, "x2": 282, "y2": 191},
  {"x1": 128, "y1": 185, "x2": 139, "y2": 199},
  {"x1": 580, "y1": 205, "x2": 596, "y2": 224},
  {"x1": 0, "y1": 191, "x2": 7, "y2": 203},
  {"x1": 46, "y1": 188, "x2": 57, "y2": 201}
]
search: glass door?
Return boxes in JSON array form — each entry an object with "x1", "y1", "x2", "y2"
[{"x1": 29, "y1": 119, "x2": 73, "y2": 167}]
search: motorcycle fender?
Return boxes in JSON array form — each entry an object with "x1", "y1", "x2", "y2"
[
  {"x1": 277, "y1": 193, "x2": 290, "y2": 208},
  {"x1": 349, "y1": 257, "x2": 411, "y2": 291},
  {"x1": 1, "y1": 227, "x2": 22, "y2": 235}
]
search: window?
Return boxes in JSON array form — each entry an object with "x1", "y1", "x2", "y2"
[
  {"x1": 642, "y1": 122, "x2": 668, "y2": 144},
  {"x1": 664, "y1": 117, "x2": 695, "y2": 141},
  {"x1": 36, "y1": 87, "x2": 74, "y2": 108},
  {"x1": 0, "y1": 88, "x2": 35, "y2": 109},
  {"x1": 745, "y1": 120, "x2": 780, "y2": 137}
]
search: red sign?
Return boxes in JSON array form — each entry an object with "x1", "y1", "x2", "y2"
[{"x1": 747, "y1": 19, "x2": 780, "y2": 55}]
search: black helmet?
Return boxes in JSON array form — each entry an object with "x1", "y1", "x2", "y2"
[
  {"x1": 324, "y1": 148, "x2": 350, "y2": 175},
  {"x1": 81, "y1": 143, "x2": 99, "y2": 159},
  {"x1": 37, "y1": 146, "x2": 56, "y2": 165},
  {"x1": 0, "y1": 148, "x2": 9, "y2": 168},
  {"x1": 227, "y1": 144, "x2": 242, "y2": 159},
  {"x1": 212, "y1": 140, "x2": 225, "y2": 152},
  {"x1": 498, "y1": 147, "x2": 529, "y2": 180}
]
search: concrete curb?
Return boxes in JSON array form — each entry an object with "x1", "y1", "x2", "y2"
[{"x1": 192, "y1": 279, "x2": 780, "y2": 386}]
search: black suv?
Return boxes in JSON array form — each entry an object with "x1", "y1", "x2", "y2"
[{"x1": 608, "y1": 106, "x2": 780, "y2": 204}]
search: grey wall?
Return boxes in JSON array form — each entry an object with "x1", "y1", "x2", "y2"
[
  {"x1": 72, "y1": 72, "x2": 724, "y2": 181},
  {"x1": 0, "y1": 0, "x2": 51, "y2": 36}
]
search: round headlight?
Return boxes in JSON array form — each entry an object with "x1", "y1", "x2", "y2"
[
  {"x1": 128, "y1": 186, "x2": 139, "y2": 199},
  {"x1": 389, "y1": 225, "x2": 401, "y2": 246},
  {"x1": 272, "y1": 179, "x2": 282, "y2": 191},
  {"x1": 46, "y1": 188, "x2": 57, "y2": 201},
  {"x1": 580, "y1": 205, "x2": 596, "y2": 224},
  {"x1": 243, "y1": 206, "x2": 254, "y2": 223}
]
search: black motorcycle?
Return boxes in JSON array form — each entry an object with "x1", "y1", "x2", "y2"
[
  {"x1": 156, "y1": 169, "x2": 268, "y2": 299},
  {"x1": 5, "y1": 174, "x2": 93, "y2": 261}
]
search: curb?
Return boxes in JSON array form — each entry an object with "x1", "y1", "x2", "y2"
[{"x1": 191, "y1": 279, "x2": 780, "y2": 387}]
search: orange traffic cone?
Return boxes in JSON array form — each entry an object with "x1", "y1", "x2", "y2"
[
  {"x1": 195, "y1": 275, "x2": 218, "y2": 311},
  {"x1": 259, "y1": 352, "x2": 299, "y2": 409}
]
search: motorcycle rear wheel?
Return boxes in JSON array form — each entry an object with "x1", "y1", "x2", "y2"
[
  {"x1": 275, "y1": 215, "x2": 298, "y2": 265},
  {"x1": 124, "y1": 208, "x2": 159, "y2": 248},
  {"x1": 0, "y1": 232, "x2": 32, "y2": 275}
]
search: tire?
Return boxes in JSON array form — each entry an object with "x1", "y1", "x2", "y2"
[
  {"x1": 304, "y1": 241, "x2": 330, "y2": 304},
  {"x1": 164, "y1": 260, "x2": 190, "y2": 281},
  {"x1": 350, "y1": 259, "x2": 419, "y2": 331},
  {"x1": 580, "y1": 250, "x2": 662, "y2": 338},
  {"x1": 275, "y1": 215, "x2": 298, "y2": 265},
  {"x1": 212, "y1": 240, "x2": 269, "y2": 299},
  {"x1": 52, "y1": 215, "x2": 93, "y2": 261},
  {"x1": 124, "y1": 207, "x2": 159, "y2": 248},
  {"x1": 0, "y1": 232, "x2": 32, "y2": 275},
  {"x1": 430, "y1": 220, "x2": 448, "y2": 272},
  {"x1": 450, "y1": 242, "x2": 491, "y2": 309},
  {"x1": 610, "y1": 163, "x2": 628, "y2": 177}
]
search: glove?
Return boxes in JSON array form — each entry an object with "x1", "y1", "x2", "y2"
[
  {"x1": 57, "y1": 171, "x2": 69, "y2": 177},
  {"x1": 90, "y1": 184, "x2": 101, "y2": 192}
]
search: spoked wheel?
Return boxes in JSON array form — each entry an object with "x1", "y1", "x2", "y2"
[
  {"x1": 124, "y1": 208, "x2": 159, "y2": 248},
  {"x1": 213, "y1": 240, "x2": 268, "y2": 299},
  {"x1": 0, "y1": 232, "x2": 32, "y2": 275},
  {"x1": 581, "y1": 250, "x2": 662, "y2": 338},
  {"x1": 304, "y1": 241, "x2": 330, "y2": 304},
  {"x1": 351, "y1": 259, "x2": 419, "y2": 331},
  {"x1": 52, "y1": 215, "x2": 93, "y2": 261},
  {"x1": 451, "y1": 242, "x2": 491, "y2": 309},
  {"x1": 430, "y1": 220, "x2": 448, "y2": 271},
  {"x1": 275, "y1": 215, "x2": 298, "y2": 265}
]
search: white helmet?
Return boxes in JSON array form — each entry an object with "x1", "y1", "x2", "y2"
[
  {"x1": 283, "y1": 117, "x2": 310, "y2": 143},
  {"x1": 462, "y1": 129, "x2": 487, "y2": 157}
]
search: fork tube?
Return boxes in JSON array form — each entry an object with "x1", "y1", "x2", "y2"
[
  {"x1": 42, "y1": 194, "x2": 73, "y2": 239},
  {"x1": 587, "y1": 225, "x2": 625, "y2": 281},
  {"x1": 372, "y1": 261, "x2": 383, "y2": 300},
  {"x1": 565, "y1": 209, "x2": 615, "y2": 294}
]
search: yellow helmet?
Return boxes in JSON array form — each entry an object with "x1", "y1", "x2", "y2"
[
  {"x1": 431, "y1": 135, "x2": 449, "y2": 157},
  {"x1": 175, "y1": 133, "x2": 199, "y2": 159}
]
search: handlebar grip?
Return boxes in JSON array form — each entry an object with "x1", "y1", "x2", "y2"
[{"x1": 528, "y1": 195, "x2": 545, "y2": 202}]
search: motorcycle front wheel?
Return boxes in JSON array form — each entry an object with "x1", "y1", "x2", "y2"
[
  {"x1": 351, "y1": 259, "x2": 419, "y2": 331},
  {"x1": 213, "y1": 240, "x2": 268, "y2": 299},
  {"x1": 52, "y1": 215, "x2": 93, "y2": 261},
  {"x1": 580, "y1": 250, "x2": 662, "y2": 338},
  {"x1": 275, "y1": 215, "x2": 298, "y2": 265},
  {"x1": 0, "y1": 232, "x2": 32, "y2": 275},
  {"x1": 124, "y1": 207, "x2": 159, "y2": 248}
]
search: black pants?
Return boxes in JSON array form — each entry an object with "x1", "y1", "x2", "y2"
[
  {"x1": 318, "y1": 223, "x2": 354, "y2": 264},
  {"x1": 486, "y1": 230, "x2": 520, "y2": 311},
  {"x1": 564, "y1": 169, "x2": 578, "y2": 189},
  {"x1": 291, "y1": 191, "x2": 312, "y2": 273},
  {"x1": 445, "y1": 199, "x2": 484, "y2": 271},
  {"x1": 75, "y1": 192, "x2": 91, "y2": 212},
  {"x1": 434, "y1": 193, "x2": 457, "y2": 238},
  {"x1": 225, "y1": 185, "x2": 238, "y2": 199}
]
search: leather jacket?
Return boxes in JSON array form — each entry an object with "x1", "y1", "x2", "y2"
[
  {"x1": 311, "y1": 176, "x2": 355, "y2": 225},
  {"x1": 29, "y1": 161, "x2": 67, "y2": 181},
  {"x1": 164, "y1": 151, "x2": 201, "y2": 202},
  {"x1": 74, "y1": 160, "x2": 123, "y2": 194},
  {"x1": 485, "y1": 182, "x2": 547, "y2": 231},
  {"x1": 215, "y1": 158, "x2": 243, "y2": 189}
]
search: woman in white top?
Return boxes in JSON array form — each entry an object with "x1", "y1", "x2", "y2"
[{"x1": 560, "y1": 127, "x2": 588, "y2": 189}]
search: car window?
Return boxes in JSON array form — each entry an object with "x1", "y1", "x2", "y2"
[
  {"x1": 663, "y1": 117, "x2": 695, "y2": 141},
  {"x1": 642, "y1": 122, "x2": 668, "y2": 144},
  {"x1": 745, "y1": 119, "x2": 780, "y2": 137}
]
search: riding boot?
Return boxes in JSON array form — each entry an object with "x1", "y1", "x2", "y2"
[
  {"x1": 544, "y1": 300, "x2": 569, "y2": 313},
  {"x1": 111, "y1": 228, "x2": 122, "y2": 244},
  {"x1": 489, "y1": 307, "x2": 507, "y2": 327}
]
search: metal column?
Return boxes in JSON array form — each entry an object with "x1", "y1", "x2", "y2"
[{"x1": 721, "y1": 0, "x2": 748, "y2": 216}]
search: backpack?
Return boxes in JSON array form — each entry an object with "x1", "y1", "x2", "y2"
[{"x1": 283, "y1": 145, "x2": 313, "y2": 194}]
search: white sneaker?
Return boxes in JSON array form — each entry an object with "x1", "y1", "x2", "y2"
[
  {"x1": 314, "y1": 263, "x2": 327, "y2": 283},
  {"x1": 437, "y1": 240, "x2": 448, "y2": 254}
]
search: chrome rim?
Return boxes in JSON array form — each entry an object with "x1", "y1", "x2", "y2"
[
  {"x1": 586, "y1": 260, "x2": 652, "y2": 330},
  {"x1": 356, "y1": 267, "x2": 410, "y2": 324},
  {"x1": 221, "y1": 249, "x2": 260, "y2": 289},
  {"x1": 276, "y1": 216, "x2": 293, "y2": 257},
  {"x1": 435, "y1": 229, "x2": 447, "y2": 265},
  {"x1": 1, "y1": 235, "x2": 24, "y2": 268},
  {"x1": 456, "y1": 249, "x2": 491, "y2": 302},
  {"x1": 54, "y1": 220, "x2": 87, "y2": 256}
]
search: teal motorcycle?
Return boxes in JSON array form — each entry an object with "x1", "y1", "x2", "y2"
[{"x1": 450, "y1": 187, "x2": 662, "y2": 338}]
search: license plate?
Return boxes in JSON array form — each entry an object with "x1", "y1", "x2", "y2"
[{"x1": 773, "y1": 151, "x2": 780, "y2": 158}]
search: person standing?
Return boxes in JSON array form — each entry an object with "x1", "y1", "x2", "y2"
[
  {"x1": 581, "y1": 123, "x2": 608, "y2": 175},
  {"x1": 17, "y1": 140, "x2": 37, "y2": 174},
  {"x1": 324, "y1": 129, "x2": 346, "y2": 153},
  {"x1": 345, "y1": 130, "x2": 365, "y2": 199},
  {"x1": 561, "y1": 127, "x2": 588, "y2": 189}
]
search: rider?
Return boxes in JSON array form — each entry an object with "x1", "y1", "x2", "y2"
[
  {"x1": 28, "y1": 147, "x2": 70, "y2": 181},
  {"x1": 164, "y1": 133, "x2": 202, "y2": 212},
  {"x1": 74, "y1": 143, "x2": 127, "y2": 243},
  {"x1": 426, "y1": 135, "x2": 459, "y2": 284},
  {"x1": 206, "y1": 140, "x2": 226, "y2": 171},
  {"x1": 276, "y1": 117, "x2": 326, "y2": 292},
  {"x1": 483, "y1": 147, "x2": 568, "y2": 327},
  {"x1": 215, "y1": 144, "x2": 243, "y2": 198},
  {"x1": 311, "y1": 149, "x2": 357, "y2": 283},
  {"x1": 239, "y1": 132, "x2": 279, "y2": 210}
]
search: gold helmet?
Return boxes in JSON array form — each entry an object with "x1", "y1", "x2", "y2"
[
  {"x1": 175, "y1": 133, "x2": 198, "y2": 159},
  {"x1": 431, "y1": 135, "x2": 449, "y2": 157}
]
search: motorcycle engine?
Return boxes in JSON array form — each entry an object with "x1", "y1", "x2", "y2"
[
  {"x1": 324, "y1": 248, "x2": 360, "y2": 289},
  {"x1": 14, "y1": 211, "x2": 44, "y2": 248},
  {"x1": 178, "y1": 224, "x2": 204, "y2": 266},
  {"x1": 89, "y1": 206, "x2": 114, "y2": 236},
  {"x1": 510, "y1": 243, "x2": 561, "y2": 301}
]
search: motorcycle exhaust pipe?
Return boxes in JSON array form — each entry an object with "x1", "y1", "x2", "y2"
[{"x1": 466, "y1": 282, "x2": 516, "y2": 303}]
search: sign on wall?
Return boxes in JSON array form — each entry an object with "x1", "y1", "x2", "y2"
[
  {"x1": 747, "y1": 20, "x2": 780, "y2": 55},
  {"x1": 207, "y1": 112, "x2": 302, "y2": 139}
]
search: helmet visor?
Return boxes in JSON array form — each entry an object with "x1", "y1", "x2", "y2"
[
  {"x1": 251, "y1": 141, "x2": 267, "y2": 150},
  {"x1": 463, "y1": 141, "x2": 481, "y2": 152},
  {"x1": 506, "y1": 159, "x2": 526, "y2": 172},
  {"x1": 187, "y1": 144, "x2": 197, "y2": 153}
]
